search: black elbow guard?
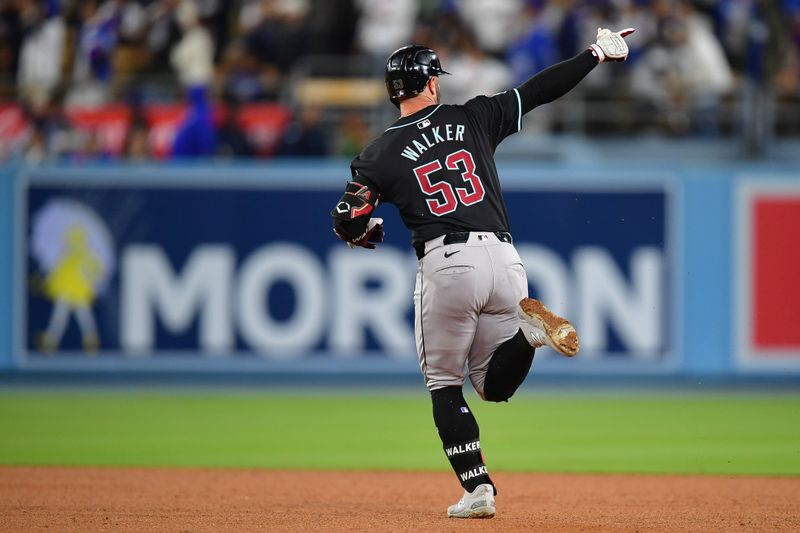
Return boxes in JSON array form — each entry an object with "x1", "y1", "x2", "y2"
[{"x1": 331, "y1": 180, "x2": 379, "y2": 241}]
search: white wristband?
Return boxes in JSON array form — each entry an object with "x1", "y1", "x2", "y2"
[{"x1": 588, "y1": 44, "x2": 605, "y2": 63}]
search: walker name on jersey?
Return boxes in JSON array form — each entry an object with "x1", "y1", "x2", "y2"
[
  {"x1": 23, "y1": 182, "x2": 671, "y2": 365},
  {"x1": 400, "y1": 124, "x2": 465, "y2": 162}
]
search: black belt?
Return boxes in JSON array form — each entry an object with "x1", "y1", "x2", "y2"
[{"x1": 414, "y1": 231, "x2": 512, "y2": 260}]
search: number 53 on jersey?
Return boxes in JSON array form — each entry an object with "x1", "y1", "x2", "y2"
[{"x1": 414, "y1": 149, "x2": 485, "y2": 216}]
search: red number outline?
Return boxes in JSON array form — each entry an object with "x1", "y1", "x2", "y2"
[
  {"x1": 446, "y1": 149, "x2": 485, "y2": 206},
  {"x1": 413, "y1": 160, "x2": 458, "y2": 216},
  {"x1": 413, "y1": 150, "x2": 485, "y2": 217}
]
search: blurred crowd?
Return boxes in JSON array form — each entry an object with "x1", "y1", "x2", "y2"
[{"x1": 1, "y1": 0, "x2": 799, "y2": 162}]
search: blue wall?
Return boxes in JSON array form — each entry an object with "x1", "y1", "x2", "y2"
[
  {"x1": 0, "y1": 161, "x2": 797, "y2": 377},
  {"x1": 0, "y1": 167, "x2": 13, "y2": 373},
  {"x1": 682, "y1": 173, "x2": 732, "y2": 374}
]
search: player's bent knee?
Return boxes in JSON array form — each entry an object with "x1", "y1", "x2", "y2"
[
  {"x1": 469, "y1": 380, "x2": 493, "y2": 402},
  {"x1": 468, "y1": 372, "x2": 488, "y2": 401},
  {"x1": 481, "y1": 330, "x2": 535, "y2": 403},
  {"x1": 482, "y1": 383, "x2": 512, "y2": 403}
]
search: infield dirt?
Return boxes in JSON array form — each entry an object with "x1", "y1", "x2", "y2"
[{"x1": 1, "y1": 467, "x2": 798, "y2": 532}]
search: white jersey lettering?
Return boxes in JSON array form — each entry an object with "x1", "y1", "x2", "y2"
[
  {"x1": 401, "y1": 147, "x2": 419, "y2": 161},
  {"x1": 399, "y1": 123, "x2": 466, "y2": 161}
]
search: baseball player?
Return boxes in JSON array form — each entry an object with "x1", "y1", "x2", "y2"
[{"x1": 331, "y1": 28, "x2": 635, "y2": 519}]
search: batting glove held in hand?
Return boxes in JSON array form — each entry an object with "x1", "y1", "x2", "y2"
[
  {"x1": 346, "y1": 217, "x2": 384, "y2": 249},
  {"x1": 589, "y1": 27, "x2": 635, "y2": 63}
]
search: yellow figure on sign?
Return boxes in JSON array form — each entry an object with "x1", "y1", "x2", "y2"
[
  {"x1": 39, "y1": 225, "x2": 102, "y2": 353},
  {"x1": 31, "y1": 198, "x2": 115, "y2": 355}
]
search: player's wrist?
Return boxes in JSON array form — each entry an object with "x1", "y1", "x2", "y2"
[{"x1": 588, "y1": 44, "x2": 605, "y2": 63}]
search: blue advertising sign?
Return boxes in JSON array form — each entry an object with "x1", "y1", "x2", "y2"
[{"x1": 17, "y1": 167, "x2": 674, "y2": 373}]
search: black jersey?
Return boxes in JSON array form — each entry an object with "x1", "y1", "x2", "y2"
[{"x1": 351, "y1": 89, "x2": 522, "y2": 245}]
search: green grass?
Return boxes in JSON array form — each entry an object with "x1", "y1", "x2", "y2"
[{"x1": 1, "y1": 392, "x2": 799, "y2": 475}]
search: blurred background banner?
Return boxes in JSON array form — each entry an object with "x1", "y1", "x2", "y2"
[
  {"x1": 13, "y1": 166, "x2": 673, "y2": 373},
  {"x1": 0, "y1": 161, "x2": 795, "y2": 379},
  {"x1": 735, "y1": 180, "x2": 800, "y2": 372},
  {"x1": 0, "y1": 0, "x2": 799, "y2": 383}
]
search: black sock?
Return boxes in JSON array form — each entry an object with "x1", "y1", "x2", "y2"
[
  {"x1": 483, "y1": 329, "x2": 535, "y2": 402},
  {"x1": 431, "y1": 386, "x2": 495, "y2": 493}
]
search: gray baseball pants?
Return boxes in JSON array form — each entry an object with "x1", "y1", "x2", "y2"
[{"x1": 414, "y1": 232, "x2": 527, "y2": 396}]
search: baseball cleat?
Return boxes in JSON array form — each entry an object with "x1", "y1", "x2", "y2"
[
  {"x1": 447, "y1": 483, "x2": 495, "y2": 519},
  {"x1": 518, "y1": 297, "x2": 579, "y2": 357}
]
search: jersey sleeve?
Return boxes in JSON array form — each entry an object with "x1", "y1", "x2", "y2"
[
  {"x1": 350, "y1": 145, "x2": 385, "y2": 195},
  {"x1": 462, "y1": 89, "x2": 522, "y2": 149}
]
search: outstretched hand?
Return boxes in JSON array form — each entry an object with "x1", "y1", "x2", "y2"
[{"x1": 589, "y1": 27, "x2": 635, "y2": 63}]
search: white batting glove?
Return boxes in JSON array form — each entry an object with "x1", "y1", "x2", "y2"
[{"x1": 589, "y1": 27, "x2": 635, "y2": 63}]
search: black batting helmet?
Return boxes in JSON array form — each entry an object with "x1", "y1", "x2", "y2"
[{"x1": 385, "y1": 45, "x2": 449, "y2": 108}]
